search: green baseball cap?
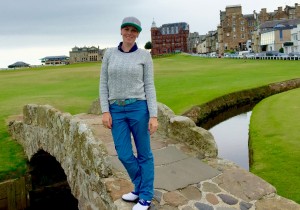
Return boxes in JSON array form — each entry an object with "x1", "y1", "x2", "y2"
[{"x1": 121, "y1": 16, "x2": 142, "y2": 32}]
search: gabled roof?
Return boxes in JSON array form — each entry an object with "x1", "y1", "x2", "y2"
[{"x1": 260, "y1": 18, "x2": 300, "y2": 30}]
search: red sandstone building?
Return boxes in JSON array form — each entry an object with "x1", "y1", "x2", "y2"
[{"x1": 151, "y1": 21, "x2": 189, "y2": 55}]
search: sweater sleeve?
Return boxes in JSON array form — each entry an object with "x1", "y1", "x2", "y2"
[
  {"x1": 99, "y1": 48, "x2": 111, "y2": 113},
  {"x1": 143, "y1": 51, "x2": 158, "y2": 117}
]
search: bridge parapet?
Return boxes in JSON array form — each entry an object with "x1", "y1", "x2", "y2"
[{"x1": 8, "y1": 104, "x2": 114, "y2": 209}]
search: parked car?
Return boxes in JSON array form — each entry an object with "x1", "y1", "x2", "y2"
[
  {"x1": 245, "y1": 53, "x2": 255, "y2": 58},
  {"x1": 255, "y1": 52, "x2": 266, "y2": 59},
  {"x1": 266, "y1": 51, "x2": 279, "y2": 56},
  {"x1": 288, "y1": 52, "x2": 300, "y2": 59},
  {"x1": 278, "y1": 53, "x2": 289, "y2": 59}
]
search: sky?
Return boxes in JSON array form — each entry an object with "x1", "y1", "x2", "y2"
[{"x1": 0, "y1": 0, "x2": 298, "y2": 68}]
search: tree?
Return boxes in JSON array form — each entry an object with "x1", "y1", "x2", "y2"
[
  {"x1": 144, "y1": 41, "x2": 152, "y2": 50},
  {"x1": 279, "y1": 47, "x2": 284, "y2": 53}
]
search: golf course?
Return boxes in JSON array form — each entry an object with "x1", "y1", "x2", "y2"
[{"x1": 0, "y1": 54, "x2": 299, "y2": 203}]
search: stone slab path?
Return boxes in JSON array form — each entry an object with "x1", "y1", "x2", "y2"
[{"x1": 74, "y1": 113, "x2": 300, "y2": 210}]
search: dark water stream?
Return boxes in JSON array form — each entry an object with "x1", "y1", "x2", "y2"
[{"x1": 209, "y1": 111, "x2": 252, "y2": 171}]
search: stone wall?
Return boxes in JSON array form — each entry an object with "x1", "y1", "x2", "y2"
[
  {"x1": 8, "y1": 104, "x2": 114, "y2": 210},
  {"x1": 157, "y1": 103, "x2": 217, "y2": 158},
  {"x1": 183, "y1": 78, "x2": 300, "y2": 127}
]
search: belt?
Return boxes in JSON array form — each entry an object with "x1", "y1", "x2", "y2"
[{"x1": 112, "y1": 98, "x2": 137, "y2": 106}]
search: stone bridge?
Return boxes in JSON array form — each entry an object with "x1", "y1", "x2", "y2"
[{"x1": 8, "y1": 100, "x2": 300, "y2": 210}]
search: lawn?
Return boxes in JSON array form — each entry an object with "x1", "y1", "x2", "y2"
[
  {"x1": 250, "y1": 88, "x2": 300, "y2": 204},
  {"x1": 0, "y1": 54, "x2": 299, "y2": 202}
]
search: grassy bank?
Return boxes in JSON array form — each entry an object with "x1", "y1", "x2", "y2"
[
  {"x1": 250, "y1": 88, "x2": 300, "y2": 203},
  {"x1": 0, "y1": 54, "x2": 299, "y2": 202}
]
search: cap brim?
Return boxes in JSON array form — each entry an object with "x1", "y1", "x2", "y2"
[{"x1": 121, "y1": 23, "x2": 142, "y2": 32}]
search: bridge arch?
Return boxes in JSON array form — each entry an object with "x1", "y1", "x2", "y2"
[
  {"x1": 28, "y1": 149, "x2": 78, "y2": 209},
  {"x1": 9, "y1": 104, "x2": 114, "y2": 209}
]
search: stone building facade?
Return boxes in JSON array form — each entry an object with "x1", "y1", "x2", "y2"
[
  {"x1": 218, "y1": 5, "x2": 256, "y2": 54},
  {"x1": 218, "y1": 3, "x2": 300, "y2": 54},
  {"x1": 188, "y1": 32, "x2": 205, "y2": 53},
  {"x1": 69, "y1": 46, "x2": 103, "y2": 64},
  {"x1": 151, "y1": 21, "x2": 189, "y2": 55}
]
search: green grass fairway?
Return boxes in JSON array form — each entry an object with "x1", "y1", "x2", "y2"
[
  {"x1": 0, "y1": 54, "x2": 299, "y2": 202},
  {"x1": 250, "y1": 88, "x2": 300, "y2": 204}
]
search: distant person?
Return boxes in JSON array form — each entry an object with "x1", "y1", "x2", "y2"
[{"x1": 99, "y1": 16, "x2": 158, "y2": 210}]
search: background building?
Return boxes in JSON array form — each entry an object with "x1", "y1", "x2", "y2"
[
  {"x1": 188, "y1": 32, "x2": 205, "y2": 53},
  {"x1": 217, "y1": 3, "x2": 300, "y2": 54},
  {"x1": 8, "y1": 61, "x2": 30, "y2": 68},
  {"x1": 218, "y1": 5, "x2": 256, "y2": 54},
  {"x1": 259, "y1": 19, "x2": 300, "y2": 52},
  {"x1": 40, "y1": 56, "x2": 69, "y2": 65},
  {"x1": 151, "y1": 21, "x2": 189, "y2": 55},
  {"x1": 69, "y1": 46, "x2": 103, "y2": 64}
]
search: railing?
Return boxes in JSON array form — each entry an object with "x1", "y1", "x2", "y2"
[{"x1": 192, "y1": 53, "x2": 300, "y2": 60}]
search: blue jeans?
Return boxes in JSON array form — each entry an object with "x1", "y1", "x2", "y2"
[{"x1": 109, "y1": 100, "x2": 154, "y2": 201}]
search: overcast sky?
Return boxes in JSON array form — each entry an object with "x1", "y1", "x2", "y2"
[{"x1": 0, "y1": 0, "x2": 298, "y2": 68}]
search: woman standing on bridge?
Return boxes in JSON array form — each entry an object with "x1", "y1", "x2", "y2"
[{"x1": 99, "y1": 16, "x2": 158, "y2": 210}]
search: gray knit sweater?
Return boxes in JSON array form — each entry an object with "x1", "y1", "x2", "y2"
[{"x1": 99, "y1": 47, "x2": 157, "y2": 117}]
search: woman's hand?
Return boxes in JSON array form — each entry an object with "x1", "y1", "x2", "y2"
[
  {"x1": 149, "y1": 117, "x2": 158, "y2": 135},
  {"x1": 102, "y1": 112, "x2": 112, "y2": 129}
]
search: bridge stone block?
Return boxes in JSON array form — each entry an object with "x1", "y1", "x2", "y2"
[{"x1": 157, "y1": 103, "x2": 217, "y2": 158}]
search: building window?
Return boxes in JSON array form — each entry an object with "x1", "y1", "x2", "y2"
[
  {"x1": 233, "y1": 27, "x2": 236, "y2": 32},
  {"x1": 241, "y1": 27, "x2": 244, "y2": 31},
  {"x1": 279, "y1": 30, "x2": 283, "y2": 41},
  {"x1": 241, "y1": 34, "x2": 245, "y2": 39}
]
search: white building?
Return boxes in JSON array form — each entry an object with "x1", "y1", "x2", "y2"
[{"x1": 289, "y1": 24, "x2": 300, "y2": 53}]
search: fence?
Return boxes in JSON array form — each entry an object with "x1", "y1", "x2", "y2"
[{"x1": 0, "y1": 177, "x2": 29, "y2": 210}]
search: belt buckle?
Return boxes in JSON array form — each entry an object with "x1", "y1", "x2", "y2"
[
  {"x1": 116, "y1": 99, "x2": 126, "y2": 106},
  {"x1": 120, "y1": 100, "x2": 126, "y2": 106}
]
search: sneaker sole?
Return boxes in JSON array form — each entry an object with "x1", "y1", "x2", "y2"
[{"x1": 122, "y1": 197, "x2": 139, "y2": 203}]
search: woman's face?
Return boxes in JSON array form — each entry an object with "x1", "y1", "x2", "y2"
[{"x1": 121, "y1": 26, "x2": 139, "y2": 45}]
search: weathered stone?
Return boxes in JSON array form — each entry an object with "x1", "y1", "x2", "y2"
[
  {"x1": 154, "y1": 189, "x2": 163, "y2": 203},
  {"x1": 157, "y1": 205, "x2": 178, "y2": 210},
  {"x1": 157, "y1": 102, "x2": 217, "y2": 158},
  {"x1": 218, "y1": 194, "x2": 238, "y2": 205},
  {"x1": 239, "y1": 201, "x2": 253, "y2": 210},
  {"x1": 213, "y1": 168, "x2": 276, "y2": 202},
  {"x1": 168, "y1": 117, "x2": 217, "y2": 158},
  {"x1": 87, "y1": 98, "x2": 102, "y2": 115},
  {"x1": 180, "y1": 185, "x2": 202, "y2": 200},
  {"x1": 163, "y1": 191, "x2": 188, "y2": 207},
  {"x1": 182, "y1": 206, "x2": 194, "y2": 210},
  {"x1": 8, "y1": 104, "x2": 113, "y2": 210},
  {"x1": 114, "y1": 199, "x2": 133, "y2": 210},
  {"x1": 105, "y1": 178, "x2": 133, "y2": 201},
  {"x1": 194, "y1": 202, "x2": 214, "y2": 210},
  {"x1": 255, "y1": 196, "x2": 300, "y2": 210},
  {"x1": 216, "y1": 207, "x2": 237, "y2": 210},
  {"x1": 201, "y1": 181, "x2": 222, "y2": 193},
  {"x1": 206, "y1": 193, "x2": 219, "y2": 205},
  {"x1": 157, "y1": 102, "x2": 175, "y2": 136}
]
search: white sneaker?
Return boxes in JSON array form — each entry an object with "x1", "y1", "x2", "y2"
[
  {"x1": 132, "y1": 199, "x2": 151, "y2": 210},
  {"x1": 122, "y1": 192, "x2": 139, "y2": 202}
]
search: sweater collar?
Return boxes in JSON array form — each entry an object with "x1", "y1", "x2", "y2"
[{"x1": 118, "y1": 42, "x2": 138, "y2": 53}]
